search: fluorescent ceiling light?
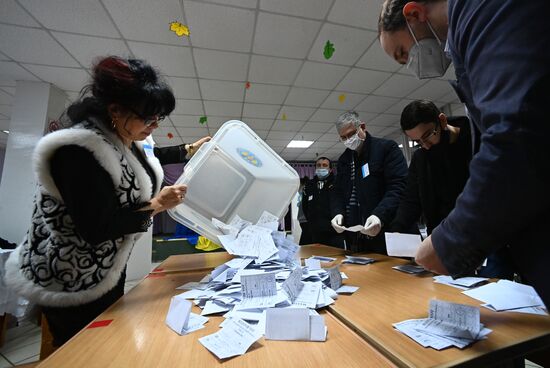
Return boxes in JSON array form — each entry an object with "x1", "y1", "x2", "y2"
[
  {"x1": 2, "y1": 130, "x2": 8, "y2": 134},
  {"x1": 287, "y1": 140, "x2": 314, "y2": 148}
]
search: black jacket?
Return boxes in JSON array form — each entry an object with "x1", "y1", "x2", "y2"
[
  {"x1": 391, "y1": 116, "x2": 474, "y2": 235},
  {"x1": 302, "y1": 173, "x2": 337, "y2": 233},
  {"x1": 332, "y1": 133, "x2": 408, "y2": 228}
]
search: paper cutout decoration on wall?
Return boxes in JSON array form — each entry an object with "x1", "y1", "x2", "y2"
[
  {"x1": 167, "y1": 132, "x2": 174, "y2": 139},
  {"x1": 199, "y1": 116, "x2": 208, "y2": 125},
  {"x1": 245, "y1": 81, "x2": 251, "y2": 89},
  {"x1": 338, "y1": 94, "x2": 346, "y2": 104},
  {"x1": 170, "y1": 21, "x2": 190, "y2": 37},
  {"x1": 323, "y1": 41, "x2": 335, "y2": 60},
  {"x1": 281, "y1": 113, "x2": 287, "y2": 121}
]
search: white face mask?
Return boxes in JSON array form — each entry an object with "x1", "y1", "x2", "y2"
[
  {"x1": 315, "y1": 168, "x2": 329, "y2": 179},
  {"x1": 406, "y1": 20, "x2": 451, "y2": 79},
  {"x1": 343, "y1": 131, "x2": 363, "y2": 151}
]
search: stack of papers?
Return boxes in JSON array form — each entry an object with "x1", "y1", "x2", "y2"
[
  {"x1": 342, "y1": 255, "x2": 375, "y2": 265},
  {"x1": 463, "y1": 280, "x2": 548, "y2": 315},
  {"x1": 393, "y1": 300, "x2": 492, "y2": 350},
  {"x1": 384, "y1": 232, "x2": 422, "y2": 257},
  {"x1": 433, "y1": 276, "x2": 488, "y2": 290},
  {"x1": 167, "y1": 211, "x2": 362, "y2": 359}
]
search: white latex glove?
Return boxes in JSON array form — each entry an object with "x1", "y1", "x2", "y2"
[
  {"x1": 361, "y1": 215, "x2": 382, "y2": 237},
  {"x1": 331, "y1": 214, "x2": 345, "y2": 234}
]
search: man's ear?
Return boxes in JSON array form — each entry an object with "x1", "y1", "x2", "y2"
[
  {"x1": 438, "y1": 113, "x2": 448, "y2": 129},
  {"x1": 403, "y1": 2, "x2": 429, "y2": 24}
]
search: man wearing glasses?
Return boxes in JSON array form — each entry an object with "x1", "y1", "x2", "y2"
[{"x1": 331, "y1": 111, "x2": 408, "y2": 253}]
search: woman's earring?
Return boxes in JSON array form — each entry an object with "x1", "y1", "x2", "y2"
[{"x1": 111, "y1": 119, "x2": 117, "y2": 130}]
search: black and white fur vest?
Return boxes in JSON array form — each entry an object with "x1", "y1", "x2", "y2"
[{"x1": 5, "y1": 121, "x2": 163, "y2": 307}]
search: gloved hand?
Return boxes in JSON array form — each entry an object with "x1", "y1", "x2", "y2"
[
  {"x1": 331, "y1": 214, "x2": 345, "y2": 234},
  {"x1": 361, "y1": 215, "x2": 382, "y2": 236}
]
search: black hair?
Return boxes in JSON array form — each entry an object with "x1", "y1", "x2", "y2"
[
  {"x1": 400, "y1": 100, "x2": 441, "y2": 131},
  {"x1": 378, "y1": 0, "x2": 443, "y2": 35},
  {"x1": 316, "y1": 156, "x2": 331, "y2": 166},
  {"x1": 65, "y1": 56, "x2": 175, "y2": 128}
]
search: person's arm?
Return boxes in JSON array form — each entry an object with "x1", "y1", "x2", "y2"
[
  {"x1": 371, "y1": 141, "x2": 408, "y2": 225},
  {"x1": 390, "y1": 153, "x2": 422, "y2": 233},
  {"x1": 50, "y1": 145, "x2": 153, "y2": 245},
  {"x1": 153, "y1": 145, "x2": 187, "y2": 165},
  {"x1": 426, "y1": 1, "x2": 550, "y2": 276}
]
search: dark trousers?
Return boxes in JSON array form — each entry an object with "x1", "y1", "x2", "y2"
[
  {"x1": 344, "y1": 232, "x2": 387, "y2": 254},
  {"x1": 311, "y1": 229, "x2": 345, "y2": 248},
  {"x1": 42, "y1": 270, "x2": 126, "y2": 347}
]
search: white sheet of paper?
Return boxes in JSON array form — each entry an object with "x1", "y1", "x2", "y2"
[
  {"x1": 305, "y1": 257, "x2": 321, "y2": 270},
  {"x1": 224, "y1": 257, "x2": 254, "y2": 269},
  {"x1": 265, "y1": 308, "x2": 310, "y2": 340},
  {"x1": 336, "y1": 285, "x2": 359, "y2": 294},
  {"x1": 181, "y1": 313, "x2": 209, "y2": 334},
  {"x1": 282, "y1": 267, "x2": 304, "y2": 302},
  {"x1": 340, "y1": 224, "x2": 364, "y2": 232},
  {"x1": 328, "y1": 266, "x2": 343, "y2": 290},
  {"x1": 235, "y1": 290, "x2": 288, "y2": 311},
  {"x1": 310, "y1": 256, "x2": 336, "y2": 262},
  {"x1": 309, "y1": 314, "x2": 327, "y2": 341},
  {"x1": 241, "y1": 272, "x2": 276, "y2": 299},
  {"x1": 178, "y1": 289, "x2": 215, "y2": 300},
  {"x1": 434, "y1": 275, "x2": 488, "y2": 289},
  {"x1": 293, "y1": 282, "x2": 322, "y2": 309},
  {"x1": 201, "y1": 300, "x2": 232, "y2": 316},
  {"x1": 165, "y1": 295, "x2": 192, "y2": 335},
  {"x1": 384, "y1": 232, "x2": 422, "y2": 257},
  {"x1": 199, "y1": 318, "x2": 262, "y2": 360},
  {"x1": 463, "y1": 281, "x2": 543, "y2": 311},
  {"x1": 429, "y1": 299, "x2": 480, "y2": 337}
]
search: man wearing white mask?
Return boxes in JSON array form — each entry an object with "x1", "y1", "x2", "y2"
[
  {"x1": 331, "y1": 111, "x2": 408, "y2": 253},
  {"x1": 302, "y1": 157, "x2": 343, "y2": 248}
]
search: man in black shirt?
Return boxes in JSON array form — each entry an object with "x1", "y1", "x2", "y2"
[
  {"x1": 301, "y1": 157, "x2": 343, "y2": 248},
  {"x1": 391, "y1": 100, "x2": 513, "y2": 278}
]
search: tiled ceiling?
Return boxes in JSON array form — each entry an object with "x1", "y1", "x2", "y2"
[{"x1": 0, "y1": 0, "x2": 462, "y2": 160}]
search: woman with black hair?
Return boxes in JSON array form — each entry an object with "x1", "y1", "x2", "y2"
[{"x1": 5, "y1": 56, "x2": 210, "y2": 346}]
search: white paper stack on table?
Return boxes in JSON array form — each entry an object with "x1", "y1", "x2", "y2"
[
  {"x1": 166, "y1": 211, "x2": 362, "y2": 359},
  {"x1": 342, "y1": 255, "x2": 375, "y2": 265},
  {"x1": 384, "y1": 232, "x2": 422, "y2": 257},
  {"x1": 393, "y1": 300, "x2": 492, "y2": 350},
  {"x1": 433, "y1": 275, "x2": 489, "y2": 290},
  {"x1": 462, "y1": 279, "x2": 548, "y2": 316}
]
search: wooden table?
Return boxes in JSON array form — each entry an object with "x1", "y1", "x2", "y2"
[
  {"x1": 38, "y1": 271, "x2": 394, "y2": 368},
  {"x1": 328, "y1": 254, "x2": 550, "y2": 368},
  {"x1": 150, "y1": 244, "x2": 345, "y2": 275}
]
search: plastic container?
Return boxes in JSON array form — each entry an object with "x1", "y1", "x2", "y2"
[{"x1": 168, "y1": 120, "x2": 300, "y2": 243}]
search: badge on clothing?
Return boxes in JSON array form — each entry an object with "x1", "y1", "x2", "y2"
[
  {"x1": 308, "y1": 195, "x2": 313, "y2": 201},
  {"x1": 361, "y1": 163, "x2": 370, "y2": 178},
  {"x1": 143, "y1": 143, "x2": 155, "y2": 158}
]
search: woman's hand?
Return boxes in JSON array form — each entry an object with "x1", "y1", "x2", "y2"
[{"x1": 146, "y1": 184, "x2": 187, "y2": 216}]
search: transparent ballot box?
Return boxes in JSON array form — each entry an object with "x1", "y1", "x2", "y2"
[{"x1": 168, "y1": 120, "x2": 300, "y2": 243}]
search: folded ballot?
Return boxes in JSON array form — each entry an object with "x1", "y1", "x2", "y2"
[
  {"x1": 165, "y1": 295, "x2": 209, "y2": 335},
  {"x1": 265, "y1": 308, "x2": 327, "y2": 341},
  {"x1": 393, "y1": 300, "x2": 492, "y2": 350}
]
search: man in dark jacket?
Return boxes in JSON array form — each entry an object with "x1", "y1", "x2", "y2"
[
  {"x1": 301, "y1": 157, "x2": 343, "y2": 248},
  {"x1": 379, "y1": 0, "x2": 550, "y2": 308},
  {"x1": 331, "y1": 111, "x2": 408, "y2": 253}
]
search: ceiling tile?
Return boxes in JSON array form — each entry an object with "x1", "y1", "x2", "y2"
[
  {"x1": 309, "y1": 140, "x2": 337, "y2": 149},
  {"x1": 0, "y1": 119, "x2": 10, "y2": 131},
  {"x1": 208, "y1": 0, "x2": 257, "y2": 8},
  {"x1": 308, "y1": 24, "x2": 376, "y2": 66},
  {"x1": 407, "y1": 79, "x2": 454, "y2": 101},
  {"x1": 23, "y1": 65, "x2": 89, "y2": 91},
  {"x1": 103, "y1": 0, "x2": 187, "y2": 45},
  {"x1": 19, "y1": 0, "x2": 119, "y2": 37},
  {"x1": 171, "y1": 114, "x2": 204, "y2": 127},
  {"x1": 271, "y1": 120, "x2": 305, "y2": 132},
  {"x1": 0, "y1": 0, "x2": 39, "y2": 26},
  {"x1": 321, "y1": 91, "x2": 365, "y2": 110},
  {"x1": 52, "y1": 33, "x2": 131, "y2": 68},
  {"x1": 309, "y1": 108, "x2": 342, "y2": 123},
  {"x1": 242, "y1": 103, "x2": 280, "y2": 119},
  {"x1": 0, "y1": 105, "x2": 12, "y2": 117},
  {"x1": 165, "y1": 77, "x2": 200, "y2": 99},
  {"x1": 356, "y1": 43, "x2": 402, "y2": 72},
  {"x1": 336, "y1": 68, "x2": 389, "y2": 94},
  {"x1": 300, "y1": 122, "x2": 332, "y2": 133},
  {"x1": 384, "y1": 98, "x2": 414, "y2": 115},
  {"x1": 245, "y1": 118, "x2": 274, "y2": 131},
  {"x1": 175, "y1": 126, "x2": 210, "y2": 137},
  {"x1": 297, "y1": 152, "x2": 319, "y2": 160},
  {"x1": 267, "y1": 139, "x2": 293, "y2": 148},
  {"x1": 328, "y1": 0, "x2": 381, "y2": 31},
  {"x1": 294, "y1": 62, "x2": 349, "y2": 90},
  {"x1": 365, "y1": 125, "x2": 388, "y2": 136},
  {"x1": 254, "y1": 130, "x2": 269, "y2": 139},
  {"x1": 259, "y1": 0, "x2": 332, "y2": 20},
  {"x1": 267, "y1": 131, "x2": 295, "y2": 140},
  {"x1": 173, "y1": 99, "x2": 204, "y2": 115},
  {"x1": 65, "y1": 91, "x2": 80, "y2": 101},
  {"x1": 0, "y1": 25, "x2": 79, "y2": 67},
  {"x1": 199, "y1": 80, "x2": 244, "y2": 102},
  {"x1": 184, "y1": 1, "x2": 255, "y2": 52},
  {"x1": 355, "y1": 95, "x2": 400, "y2": 113},
  {"x1": 203, "y1": 101, "x2": 242, "y2": 117},
  {"x1": 369, "y1": 113, "x2": 400, "y2": 127},
  {"x1": 245, "y1": 84, "x2": 289, "y2": 105},
  {"x1": 278, "y1": 106, "x2": 315, "y2": 121},
  {"x1": 373, "y1": 74, "x2": 426, "y2": 98},
  {"x1": 128, "y1": 42, "x2": 195, "y2": 77},
  {"x1": 206, "y1": 116, "x2": 241, "y2": 128},
  {"x1": 194, "y1": 49, "x2": 249, "y2": 81},
  {"x1": 318, "y1": 130, "x2": 339, "y2": 142},
  {"x1": 254, "y1": 12, "x2": 321, "y2": 59},
  {"x1": 436, "y1": 90, "x2": 460, "y2": 104},
  {"x1": 292, "y1": 131, "x2": 323, "y2": 141},
  {"x1": 286, "y1": 87, "x2": 330, "y2": 108},
  {"x1": 154, "y1": 136, "x2": 184, "y2": 147},
  {"x1": 0, "y1": 89, "x2": 14, "y2": 105},
  {"x1": 352, "y1": 111, "x2": 379, "y2": 122},
  {"x1": 248, "y1": 55, "x2": 302, "y2": 85},
  {"x1": 451, "y1": 103, "x2": 465, "y2": 116}
]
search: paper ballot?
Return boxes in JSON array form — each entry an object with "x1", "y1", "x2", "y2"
[
  {"x1": 199, "y1": 318, "x2": 262, "y2": 360},
  {"x1": 328, "y1": 266, "x2": 343, "y2": 290},
  {"x1": 265, "y1": 308, "x2": 327, "y2": 341},
  {"x1": 305, "y1": 257, "x2": 321, "y2": 270},
  {"x1": 393, "y1": 300, "x2": 491, "y2": 350},
  {"x1": 166, "y1": 295, "x2": 208, "y2": 335},
  {"x1": 384, "y1": 232, "x2": 422, "y2": 257},
  {"x1": 282, "y1": 267, "x2": 304, "y2": 302}
]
